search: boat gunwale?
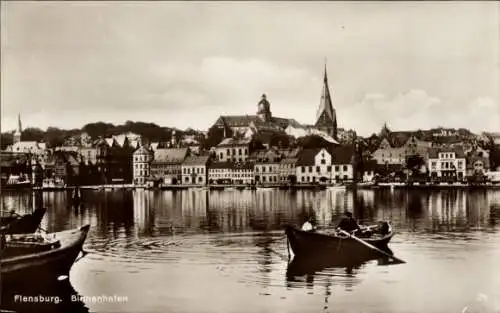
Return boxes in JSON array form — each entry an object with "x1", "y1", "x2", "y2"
[{"x1": 1, "y1": 225, "x2": 90, "y2": 265}]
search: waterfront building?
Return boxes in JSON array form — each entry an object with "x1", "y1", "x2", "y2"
[
  {"x1": 428, "y1": 147, "x2": 466, "y2": 181},
  {"x1": 372, "y1": 124, "x2": 432, "y2": 165},
  {"x1": 215, "y1": 137, "x2": 252, "y2": 163},
  {"x1": 133, "y1": 145, "x2": 153, "y2": 185},
  {"x1": 278, "y1": 148, "x2": 301, "y2": 184},
  {"x1": 331, "y1": 145, "x2": 355, "y2": 182},
  {"x1": 208, "y1": 162, "x2": 254, "y2": 185},
  {"x1": 251, "y1": 148, "x2": 282, "y2": 184},
  {"x1": 295, "y1": 148, "x2": 332, "y2": 184},
  {"x1": 150, "y1": 148, "x2": 189, "y2": 185},
  {"x1": 181, "y1": 155, "x2": 210, "y2": 185},
  {"x1": 43, "y1": 151, "x2": 81, "y2": 186}
]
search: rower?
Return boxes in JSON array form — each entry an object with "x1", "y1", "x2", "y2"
[{"x1": 336, "y1": 211, "x2": 361, "y2": 234}]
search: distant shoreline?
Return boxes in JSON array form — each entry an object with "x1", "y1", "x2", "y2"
[{"x1": 3, "y1": 183, "x2": 498, "y2": 192}]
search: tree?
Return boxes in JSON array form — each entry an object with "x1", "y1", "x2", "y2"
[
  {"x1": 0, "y1": 133, "x2": 13, "y2": 150},
  {"x1": 296, "y1": 135, "x2": 333, "y2": 149},
  {"x1": 202, "y1": 125, "x2": 230, "y2": 149},
  {"x1": 22, "y1": 127, "x2": 45, "y2": 142},
  {"x1": 406, "y1": 154, "x2": 426, "y2": 176}
]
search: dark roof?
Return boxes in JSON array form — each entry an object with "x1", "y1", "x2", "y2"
[
  {"x1": 153, "y1": 148, "x2": 189, "y2": 164},
  {"x1": 214, "y1": 115, "x2": 300, "y2": 130},
  {"x1": 182, "y1": 155, "x2": 210, "y2": 166},
  {"x1": 329, "y1": 145, "x2": 355, "y2": 164},
  {"x1": 296, "y1": 148, "x2": 321, "y2": 166}
]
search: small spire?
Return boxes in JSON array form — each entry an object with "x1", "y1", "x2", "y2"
[
  {"x1": 16, "y1": 113, "x2": 22, "y2": 133},
  {"x1": 323, "y1": 58, "x2": 328, "y2": 83}
]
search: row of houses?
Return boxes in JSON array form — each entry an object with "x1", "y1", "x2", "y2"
[{"x1": 132, "y1": 145, "x2": 359, "y2": 186}]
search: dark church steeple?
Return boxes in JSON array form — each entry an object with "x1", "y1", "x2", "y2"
[
  {"x1": 315, "y1": 62, "x2": 337, "y2": 140},
  {"x1": 257, "y1": 93, "x2": 272, "y2": 123}
]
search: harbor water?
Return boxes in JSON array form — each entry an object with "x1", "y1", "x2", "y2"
[{"x1": 1, "y1": 188, "x2": 500, "y2": 313}]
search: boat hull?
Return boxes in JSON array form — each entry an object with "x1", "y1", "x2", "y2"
[
  {"x1": 0, "y1": 207, "x2": 47, "y2": 234},
  {"x1": 1, "y1": 225, "x2": 90, "y2": 289},
  {"x1": 285, "y1": 225, "x2": 393, "y2": 259}
]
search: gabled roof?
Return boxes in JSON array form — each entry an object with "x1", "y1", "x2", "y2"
[
  {"x1": 182, "y1": 155, "x2": 210, "y2": 166},
  {"x1": 134, "y1": 145, "x2": 152, "y2": 155},
  {"x1": 105, "y1": 138, "x2": 115, "y2": 147},
  {"x1": 330, "y1": 145, "x2": 354, "y2": 164},
  {"x1": 296, "y1": 148, "x2": 322, "y2": 166},
  {"x1": 153, "y1": 148, "x2": 189, "y2": 164}
]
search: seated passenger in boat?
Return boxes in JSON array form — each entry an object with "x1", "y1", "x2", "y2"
[
  {"x1": 336, "y1": 211, "x2": 360, "y2": 233},
  {"x1": 301, "y1": 217, "x2": 316, "y2": 232}
]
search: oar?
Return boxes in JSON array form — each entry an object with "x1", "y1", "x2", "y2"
[{"x1": 338, "y1": 229, "x2": 406, "y2": 264}]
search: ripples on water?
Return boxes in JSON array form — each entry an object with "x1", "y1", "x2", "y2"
[{"x1": 1, "y1": 189, "x2": 500, "y2": 313}]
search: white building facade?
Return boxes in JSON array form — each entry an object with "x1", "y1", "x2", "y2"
[{"x1": 133, "y1": 146, "x2": 153, "y2": 185}]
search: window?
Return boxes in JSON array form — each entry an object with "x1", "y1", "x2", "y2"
[
  {"x1": 321, "y1": 159, "x2": 326, "y2": 164},
  {"x1": 185, "y1": 177, "x2": 189, "y2": 182},
  {"x1": 335, "y1": 165, "x2": 339, "y2": 171},
  {"x1": 431, "y1": 162, "x2": 436, "y2": 168},
  {"x1": 262, "y1": 167, "x2": 266, "y2": 173},
  {"x1": 343, "y1": 175, "x2": 348, "y2": 180},
  {"x1": 232, "y1": 148, "x2": 236, "y2": 156},
  {"x1": 198, "y1": 177, "x2": 202, "y2": 182},
  {"x1": 238, "y1": 148, "x2": 242, "y2": 155},
  {"x1": 255, "y1": 167, "x2": 259, "y2": 173},
  {"x1": 309, "y1": 166, "x2": 312, "y2": 173},
  {"x1": 201, "y1": 168, "x2": 204, "y2": 174},
  {"x1": 301, "y1": 177, "x2": 305, "y2": 182},
  {"x1": 244, "y1": 148, "x2": 248, "y2": 155},
  {"x1": 327, "y1": 166, "x2": 331, "y2": 172},
  {"x1": 343, "y1": 165, "x2": 348, "y2": 171},
  {"x1": 268, "y1": 166, "x2": 272, "y2": 172},
  {"x1": 227, "y1": 149, "x2": 230, "y2": 155},
  {"x1": 219, "y1": 153, "x2": 223, "y2": 160},
  {"x1": 316, "y1": 166, "x2": 320, "y2": 173},
  {"x1": 306, "y1": 176, "x2": 310, "y2": 182},
  {"x1": 301, "y1": 166, "x2": 305, "y2": 173}
]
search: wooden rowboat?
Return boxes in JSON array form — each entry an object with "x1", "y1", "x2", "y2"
[
  {"x1": 284, "y1": 223, "x2": 394, "y2": 259},
  {"x1": 1, "y1": 225, "x2": 90, "y2": 289},
  {"x1": 0, "y1": 207, "x2": 46, "y2": 234}
]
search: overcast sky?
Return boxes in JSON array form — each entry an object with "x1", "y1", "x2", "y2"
[{"x1": 1, "y1": 1, "x2": 499, "y2": 136}]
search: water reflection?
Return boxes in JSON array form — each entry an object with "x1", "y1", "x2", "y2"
[{"x1": 2, "y1": 189, "x2": 499, "y2": 236}]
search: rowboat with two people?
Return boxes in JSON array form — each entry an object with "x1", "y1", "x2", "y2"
[
  {"x1": 0, "y1": 224, "x2": 91, "y2": 289},
  {"x1": 285, "y1": 211, "x2": 402, "y2": 263},
  {"x1": 0, "y1": 207, "x2": 47, "y2": 234}
]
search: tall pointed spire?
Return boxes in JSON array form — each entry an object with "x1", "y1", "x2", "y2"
[
  {"x1": 324, "y1": 57, "x2": 328, "y2": 83},
  {"x1": 14, "y1": 113, "x2": 22, "y2": 143},
  {"x1": 17, "y1": 113, "x2": 22, "y2": 132},
  {"x1": 315, "y1": 61, "x2": 337, "y2": 140}
]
